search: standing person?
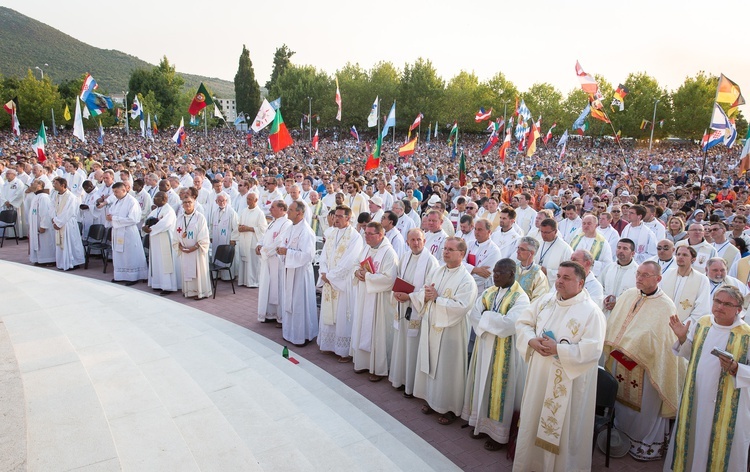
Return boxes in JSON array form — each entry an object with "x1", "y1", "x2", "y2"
[
  {"x1": 51, "y1": 177, "x2": 85, "y2": 271},
  {"x1": 351, "y1": 222, "x2": 398, "y2": 382},
  {"x1": 558, "y1": 205, "x2": 583, "y2": 244},
  {"x1": 318, "y1": 205, "x2": 363, "y2": 361},
  {"x1": 515, "y1": 192, "x2": 537, "y2": 235},
  {"x1": 462, "y1": 259, "x2": 530, "y2": 451},
  {"x1": 423, "y1": 210, "x2": 448, "y2": 262},
  {"x1": 209, "y1": 194, "x2": 239, "y2": 281},
  {"x1": 601, "y1": 239, "x2": 639, "y2": 316},
  {"x1": 603, "y1": 261, "x2": 685, "y2": 461},
  {"x1": 710, "y1": 221, "x2": 741, "y2": 269},
  {"x1": 598, "y1": 212, "x2": 621, "y2": 255},
  {"x1": 28, "y1": 179, "x2": 56, "y2": 265},
  {"x1": 675, "y1": 223, "x2": 717, "y2": 272},
  {"x1": 278, "y1": 201, "x2": 318, "y2": 347},
  {"x1": 173, "y1": 197, "x2": 212, "y2": 300},
  {"x1": 569, "y1": 214, "x2": 613, "y2": 277},
  {"x1": 0, "y1": 168, "x2": 27, "y2": 238},
  {"x1": 256, "y1": 201, "x2": 292, "y2": 324},
  {"x1": 142, "y1": 191, "x2": 178, "y2": 295},
  {"x1": 621, "y1": 205, "x2": 658, "y2": 264},
  {"x1": 513, "y1": 261, "x2": 606, "y2": 472},
  {"x1": 534, "y1": 218, "x2": 573, "y2": 286},
  {"x1": 661, "y1": 245, "x2": 711, "y2": 324},
  {"x1": 665, "y1": 286, "x2": 750, "y2": 472},
  {"x1": 390, "y1": 228, "x2": 440, "y2": 397},
  {"x1": 106, "y1": 182, "x2": 148, "y2": 285},
  {"x1": 236, "y1": 193, "x2": 267, "y2": 288},
  {"x1": 412, "y1": 237, "x2": 478, "y2": 425},
  {"x1": 491, "y1": 207, "x2": 522, "y2": 259},
  {"x1": 515, "y1": 237, "x2": 550, "y2": 301}
]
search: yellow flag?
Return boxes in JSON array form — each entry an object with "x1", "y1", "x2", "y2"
[{"x1": 63, "y1": 104, "x2": 71, "y2": 121}]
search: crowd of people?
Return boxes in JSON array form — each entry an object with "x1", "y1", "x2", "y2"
[{"x1": 2, "y1": 125, "x2": 750, "y2": 471}]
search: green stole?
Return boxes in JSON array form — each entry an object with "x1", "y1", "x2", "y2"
[
  {"x1": 483, "y1": 281, "x2": 524, "y2": 421},
  {"x1": 516, "y1": 263, "x2": 541, "y2": 298},
  {"x1": 671, "y1": 316, "x2": 750, "y2": 472},
  {"x1": 569, "y1": 232, "x2": 606, "y2": 260}
]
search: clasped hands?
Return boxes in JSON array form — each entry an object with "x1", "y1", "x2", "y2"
[{"x1": 529, "y1": 335, "x2": 558, "y2": 357}]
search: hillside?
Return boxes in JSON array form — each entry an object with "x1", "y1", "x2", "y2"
[{"x1": 0, "y1": 7, "x2": 235, "y2": 97}]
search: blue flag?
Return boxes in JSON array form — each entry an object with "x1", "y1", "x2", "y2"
[
  {"x1": 381, "y1": 101, "x2": 396, "y2": 139},
  {"x1": 269, "y1": 97, "x2": 282, "y2": 110},
  {"x1": 572, "y1": 104, "x2": 591, "y2": 130}
]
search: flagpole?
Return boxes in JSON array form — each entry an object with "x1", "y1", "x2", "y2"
[
  {"x1": 648, "y1": 99, "x2": 659, "y2": 151},
  {"x1": 701, "y1": 78, "x2": 725, "y2": 185},
  {"x1": 51, "y1": 108, "x2": 57, "y2": 136},
  {"x1": 418, "y1": 120, "x2": 421, "y2": 148},
  {"x1": 308, "y1": 97, "x2": 312, "y2": 142},
  {"x1": 203, "y1": 108, "x2": 207, "y2": 137},
  {"x1": 123, "y1": 92, "x2": 129, "y2": 135},
  {"x1": 392, "y1": 100, "x2": 396, "y2": 144}
]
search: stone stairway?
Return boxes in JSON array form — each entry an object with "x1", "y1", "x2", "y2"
[{"x1": 0, "y1": 261, "x2": 459, "y2": 471}]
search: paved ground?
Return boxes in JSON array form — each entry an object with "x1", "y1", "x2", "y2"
[{"x1": 0, "y1": 238, "x2": 665, "y2": 471}]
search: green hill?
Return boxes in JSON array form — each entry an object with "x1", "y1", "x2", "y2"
[{"x1": 0, "y1": 7, "x2": 235, "y2": 97}]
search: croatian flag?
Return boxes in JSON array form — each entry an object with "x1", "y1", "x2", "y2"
[
  {"x1": 80, "y1": 74, "x2": 98, "y2": 101},
  {"x1": 350, "y1": 126, "x2": 360, "y2": 143}
]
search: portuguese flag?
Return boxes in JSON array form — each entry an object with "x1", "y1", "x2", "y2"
[
  {"x1": 188, "y1": 82, "x2": 214, "y2": 116},
  {"x1": 458, "y1": 151, "x2": 467, "y2": 186},
  {"x1": 269, "y1": 109, "x2": 293, "y2": 152},
  {"x1": 365, "y1": 136, "x2": 382, "y2": 170}
]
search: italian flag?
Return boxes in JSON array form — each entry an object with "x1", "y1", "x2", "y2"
[
  {"x1": 269, "y1": 110, "x2": 293, "y2": 153},
  {"x1": 33, "y1": 122, "x2": 47, "y2": 162}
]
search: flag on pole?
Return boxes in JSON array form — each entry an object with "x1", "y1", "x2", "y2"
[
  {"x1": 269, "y1": 97, "x2": 281, "y2": 110},
  {"x1": 367, "y1": 96, "x2": 379, "y2": 127},
  {"x1": 335, "y1": 77, "x2": 342, "y2": 121},
  {"x1": 475, "y1": 107, "x2": 492, "y2": 122},
  {"x1": 434, "y1": 121, "x2": 438, "y2": 137},
  {"x1": 188, "y1": 82, "x2": 214, "y2": 116},
  {"x1": 409, "y1": 113, "x2": 424, "y2": 131},
  {"x1": 381, "y1": 101, "x2": 396, "y2": 138},
  {"x1": 610, "y1": 84, "x2": 629, "y2": 111},
  {"x1": 640, "y1": 119, "x2": 649, "y2": 130},
  {"x1": 573, "y1": 105, "x2": 591, "y2": 130},
  {"x1": 350, "y1": 126, "x2": 360, "y2": 143},
  {"x1": 3, "y1": 97, "x2": 18, "y2": 115},
  {"x1": 312, "y1": 128, "x2": 319, "y2": 151},
  {"x1": 146, "y1": 114, "x2": 152, "y2": 140},
  {"x1": 365, "y1": 137, "x2": 381, "y2": 170},
  {"x1": 526, "y1": 121, "x2": 540, "y2": 156},
  {"x1": 659, "y1": 119, "x2": 664, "y2": 128},
  {"x1": 700, "y1": 129, "x2": 709, "y2": 150},
  {"x1": 704, "y1": 129, "x2": 724, "y2": 151},
  {"x1": 458, "y1": 151, "x2": 467, "y2": 186},
  {"x1": 82, "y1": 103, "x2": 91, "y2": 120},
  {"x1": 426, "y1": 123, "x2": 431, "y2": 143},
  {"x1": 487, "y1": 118, "x2": 505, "y2": 133},
  {"x1": 739, "y1": 128, "x2": 750, "y2": 173},
  {"x1": 558, "y1": 130, "x2": 569, "y2": 159},
  {"x1": 84, "y1": 92, "x2": 113, "y2": 117},
  {"x1": 398, "y1": 137, "x2": 418, "y2": 157},
  {"x1": 214, "y1": 105, "x2": 224, "y2": 121},
  {"x1": 543, "y1": 123, "x2": 557, "y2": 144},
  {"x1": 575, "y1": 61, "x2": 599, "y2": 95},
  {"x1": 269, "y1": 109, "x2": 293, "y2": 152},
  {"x1": 251, "y1": 99, "x2": 276, "y2": 132},
  {"x1": 480, "y1": 133, "x2": 499, "y2": 156},
  {"x1": 73, "y1": 97, "x2": 85, "y2": 142},
  {"x1": 4, "y1": 97, "x2": 19, "y2": 136},
  {"x1": 80, "y1": 73, "x2": 98, "y2": 101},
  {"x1": 33, "y1": 121, "x2": 47, "y2": 162},
  {"x1": 590, "y1": 103, "x2": 610, "y2": 123},
  {"x1": 517, "y1": 100, "x2": 531, "y2": 122},
  {"x1": 717, "y1": 73, "x2": 745, "y2": 116},
  {"x1": 709, "y1": 103, "x2": 738, "y2": 147},
  {"x1": 98, "y1": 119, "x2": 105, "y2": 145},
  {"x1": 172, "y1": 117, "x2": 187, "y2": 147},
  {"x1": 130, "y1": 96, "x2": 143, "y2": 120},
  {"x1": 498, "y1": 130, "x2": 511, "y2": 163},
  {"x1": 63, "y1": 104, "x2": 71, "y2": 121}
]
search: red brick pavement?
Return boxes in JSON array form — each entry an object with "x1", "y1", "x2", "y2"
[{"x1": 0, "y1": 239, "x2": 664, "y2": 471}]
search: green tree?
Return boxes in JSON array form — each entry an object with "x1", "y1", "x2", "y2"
[
  {"x1": 127, "y1": 56, "x2": 184, "y2": 127},
  {"x1": 266, "y1": 44, "x2": 295, "y2": 91},
  {"x1": 671, "y1": 71, "x2": 718, "y2": 140},
  {"x1": 483, "y1": 72, "x2": 520, "y2": 124},
  {"x1": 234, "y1": 45, "x2": 261, "y2": 121},
  {"x1": 269, "y1": 64, "x2": 335, "y2": 132},
  {"x1": 442, "y1": 71, "x2": 489, "y2": 130},
  {"x1": 399, "y1": 58, "x2": 444, "y2": 134},
  {"x1": 368, "y1": 62, "x2": 400, "y2": 129},
  {"x1": 335, "y1": 62, "x2": 370, "y2": 129},
  {"x1": 15, "y1": 69, "x2": 61, "y2": 130},
  {"x1": 522, "y1": 83, "x2": 565, "y2": 137}
]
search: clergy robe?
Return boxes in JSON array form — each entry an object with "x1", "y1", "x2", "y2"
[
  {"x1": 603, "y1": 288, "x2": 685, "y2": 461},
  {"x1": 665, "y1": 315, "x2": 750, "y2": 472},
  {"x1": 389, "y1": 249, "x2": 439, "y2": 395},
  {"x1": 318, "y1": 225, "x2": 364, "y2": 357},
  {"x1": 599, "y1": 224, "x2": 621, "y2": 255},
  {"x1": 464, "y1": 239, "x2": 502, "y2": 294},
  {"x1": 78, "y1": 190, "x2": 100, "y2": 238},
  {"x1": 236, "y1": 205, "x2": 267, "y2": 288},
  {"x1": 558, "y1": 217, "x2": 582, "y2": 244},
  {"x1": 412, "y1": 265, "x2": 478, "y2": 415},
  {"x1": 385, "y1": 227, "x2": 407, "y2": 259},
  {"x1": 109, "y1": 194, "x2": 148, "y2": 282},
  {"x1": 515, "y1": 206, "x2": 537, "y2": 235},
  {"x1": 146, "y1": 204, "x2": 178, "y2": 292},
  {"x1": 462, "y1": 282, "x2": 530, "y2": 443},
  {"x1": 534, "y1": 237, "x2": 573, "y2": 287},
  {"x1": 675, "y1": 239, "x2": 716, "y2": 272},
  {"x1": 257, "y1": 216, "x2": 292, "y2": 321},
  {"x1": 395, "y1": 214, "x2": 416, "y2": 239},
  {"x1": 491, "y1": 226, "x2": 522, "y2": 260},
  {"x1": 660, "y1": 268, "x2": 711, "y2": 324},
  {"x1": 569, "y1": 232, "x2": 613, "y2": 277},
  {"x1": 1, "y1": 176, "x2": 26, "y2": 238},
  {"x1": 173, "y1": 210, "x2": 212, "y2": 298},
  {"x1": 424, "y1": 229, "x2": 447, "y2": 263},
  {"x1": 209, "y1": 205, "x2": 239, "y2": 281},
  {"x1": 621, "y1": 223, "x2": 658, "y2": 264},
  {"x1": 281, "y1": 220, "x2": 318, "y2": 345},
  {"x1": 350, "y1": 238, "x2": 398, "y2": 376},
  {"x1": 28, "y1": 192, "x2": 56, "y2": 264},
  {"x1": 515, "y1": 262, "x2": 550, "y2": 302},
  {"x1": 714, "y1": 239, "x2": 741, "y2": 270},
  {"x1": 513, "y1": 290, "x2": 606, "y2": 472},
  {"x1": 133, "y1": 189, "x2": 152, "y2": 232},
  {"x1": 600, "y1": 259, "x2": 639, "y2": 316},
  {"x1": 52, "y1": 190, "x2": 85, "y2": 270}
]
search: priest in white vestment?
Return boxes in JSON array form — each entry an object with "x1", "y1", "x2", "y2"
[
  {"x1": 390, "y1": 228, "x2": 439, "y2": 397},
  {"x1": 603, "y1": 261, "x2": 685, "y2": 461},
  {"x1": 412, "y1": 237, "x2": 478, "y2": 425},
  {"x1": 601, "y1": 239, "x2": 639, "y2": 316},
  {"x1": 351, "y1": 221, "x2": 398, "y2": 381},
  {"x1": 665, "y1": 286, "x2": 750, "y2": 472},
  {"x1": 236, "y1": 193, "x2": 267, "y2": 288},
  {"x1": 569, "y1": 214, "x2": 613, "y2": 277},
  {"x1": 173, "y1": 197, "x2": 212, "y2": 299},
  {"x1": 143, "y1": 192, "x2": 178, "y2": 294},
  {"x1": 534, "y1": 218, "x2": 573, "y2": 287},
  {"x1": 51, "y1": 178, "x2": 85, "y2": 271},
  {"x1": 209, "y1": 194, "x2": 239, "y2": 281},
  {"x1": 620, "y1": 205, "x2": 658, "y2": 264},
  {"x1": 0, "y1": 168, "x2": 27, "y2": 238},
  {"x1": 660, "y1": 245, "x2": 711, "y2": 325},
  {"x1": 513, "y1": 261, "x2": 605, "y2": 472},
  {"x1": 107, "y1": 182, "x2": 148, "y2": 284},
  {"x1": 462, "y1": 259, "x2": 530, "y2": 450},
  {"x1": 318, "y1": 206, "x2": 364, "y2": 360},
  {"x1": 28, "y1": 181, "x2": 56, "y2": 265},
  {"x1": 256, "y1": 201, "x2": 292, "y2": 323},
  {"x1": 279, "y1": 201, "x2": 318, "y2": 346},
  {"x1": 423, "y1": 210, "x2": 448, "y2": 263},
  {"x1": 515, "y1": 237, "x2": 550, "y2": 302}
]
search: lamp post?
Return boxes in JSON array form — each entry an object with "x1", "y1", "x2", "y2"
[
  {"x1": 123, "y1": 91, "x2": 129, "y2": 135},
  {"x1": 34, "y1": 64, "x2": 48, "y2": 80},
  {"x1": 502, "y1": 100, "x2": 511, "y2": 126},
  {"x1": 307, "y1": 96, "x2": 312, "y2": 141},
  {"x1": 648, "y1": 98, "x2": 660, "y2": 151}
]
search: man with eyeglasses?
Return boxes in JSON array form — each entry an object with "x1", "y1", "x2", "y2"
[
  {"x1": 610, "y1": 205, "x2": 628, "y2": 235},
  {"x1": 534, "y1": 218, "x2": 573, "y2": 287},
  {"x1": 706, "y1": 257, "x2": 749, "y2": 310},
  {"x1": 603, "y1": 261, "x2": 684, "y2": 461},
  {"x1": 260, "y1": 178, "x2": 283, "y2": 219},
  {"x1": 676, "y1": 223, "x2": 717, "y2": 272},
  {"x1": 666, "y1": 285, "x2": 750, "y2": 471},
  {"x1": 515, "y1": 237, "x2": 549, "y2": 301},
  {"x1": 661, "y1": 245, "x2": 711, "y2": 325},
  {"x1": 351, "y1": 222, "x2": 398, "y2": 382}
]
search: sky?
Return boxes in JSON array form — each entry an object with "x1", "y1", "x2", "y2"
[{"x1": 5, "y1": 0, "x2": 749, "y2": 113}]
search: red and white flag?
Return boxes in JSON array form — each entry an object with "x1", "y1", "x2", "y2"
[
  {"x1": 498, "y1": 130, "x2": 511, "y2": 162},
  {"x1": 543, "y1": 123, "x2": 557, "y2": 144},
  {"x1": 312, "y1": 128, "x2": 319, "y2": 151},
  {"x1": 475, "y1": 107, "x2": 492, "y2": 122},
  {"x1": 334, "y1": 78, "x2": 342, "y2": 121},
  {"x1": 409, "y1": 113, "x2": 423, "y2": 131},
  {"x1": 575, "y1": 61, "x2": 598, "y2": 95}
]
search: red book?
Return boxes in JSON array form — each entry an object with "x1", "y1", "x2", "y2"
[
  {"x1": 467, "y1": 254, "x2": 477, "y2": 266},
  {"x1": 393, "y1": 277, "x2": 415, "y2": 294},
  {"x1": 360, "y1": 256, "x2": 375, "y2": 273},
  {"x1": 610, "y1": 350, "x2": 637, "y2": 371}
]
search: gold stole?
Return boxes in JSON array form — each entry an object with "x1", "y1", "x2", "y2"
[
  {"x1": 486, "y1": 281, "x2": 524, "y2": 422},
  {"x1": 569, "y1": 232, "x2": 605, "y2": 260},
  {"x1": 736, "y1": 258, "x2": 750, "y2": 285},
  {"x1": 320, "y1": 228, "x2": 352, "y2": 325},
  {"x1": 671, "y1": 316, "x2": 750, "y2": 472}
]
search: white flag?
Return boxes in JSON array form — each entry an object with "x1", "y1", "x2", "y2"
[
  {"x1": 251, "y1": 99, "x2": 276, "y2": 132},
  {"x1": 214, "y1": 105, "x2": 224, "y2": 120},
  {"x1": 367, "y1": 96, "x2": 378, "y2": 127},
  {"x1": 73, "y1": 97, "x2": 86, "y2": 142},
  {"x1": 82, "y1": 103, "x2": 90, "y2": 119}
]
